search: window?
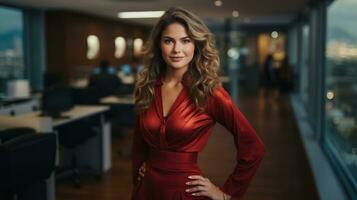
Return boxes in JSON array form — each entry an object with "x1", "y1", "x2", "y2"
[
  {"x1": 0, "y1": 6, "x2": 25, "y2": 97},
  {"x1": 325, "y1": 0, "x2": 357, "y2": 197},
  {"x1": 300, "y1": 23, "x2": 310, "y2": 104}
]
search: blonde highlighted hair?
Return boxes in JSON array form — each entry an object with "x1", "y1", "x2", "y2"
[{"x1": 135, "y1": 7, "x2": 221, "y2": 114}]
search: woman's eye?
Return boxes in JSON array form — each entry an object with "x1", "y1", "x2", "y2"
[
  {"x1": 182, "y1": 39, "x2": 191, "y2": 44},
  {"x1": 163, "y1": 39, "x2": 173, "y2": 44}
]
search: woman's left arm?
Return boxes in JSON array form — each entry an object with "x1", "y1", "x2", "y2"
[{"x1": 200, "y1": 86, "x2": 266, "y2": 199}]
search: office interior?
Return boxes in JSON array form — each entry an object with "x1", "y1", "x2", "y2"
[{"x1": 0, "y1": 0, "x2": 356, "y2": 200}]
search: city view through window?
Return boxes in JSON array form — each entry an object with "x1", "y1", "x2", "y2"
[
  {"x1": 325, "y1": 0, "x2": 357, "y2": 191},
  {"x1": 0, "y1": 6, "x2": 24, "y2": 97}
]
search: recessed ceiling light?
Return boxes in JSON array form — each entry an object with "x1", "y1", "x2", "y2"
[
  {"x1": 232, "y1": 10, "x2": 239, "y2": 18},
  {"x1": 271, "y1": 31, "x2": 279, "y2": 38},
  {"x1": 214, "y1": 0, "x2": 223, "y2": 7},
  {"x1": 117, "y1": 11, "x2": 165, "y2": 18},
  {"x1": 326, "y1": 91, "x2": 334, "y2": 100}
]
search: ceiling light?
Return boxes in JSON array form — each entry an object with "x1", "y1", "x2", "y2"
[
  {"x1": 232, "y1": 10, "x2": 239, "y2": 18},
  {"x1": 326, "y1": 91, "x2": 334, "y2": 100},
  {"x1": 271, "y1": 31, "x2": 279, "y2": 39},
  {"x1": 227, "y1": 48, "x2": 240, "y2": 60},
  {"x1": 118, "y1": 11, "x2": 165, "y2": 18},
  {"x1": 214, "y1": 0, "x2": 223, "y2": 7}
]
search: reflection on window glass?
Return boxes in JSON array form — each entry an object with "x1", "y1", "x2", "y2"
[
  {"x1": 326, "y1": 0, "x2": 357, "y2": 195},
  {"x1": 0, "y1": 6, "x2": 24, "y2": 97}
]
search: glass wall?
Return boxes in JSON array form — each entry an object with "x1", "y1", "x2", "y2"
[
  {"x1": 325, "y1": 0, "x2": 357, "y2": 197},
  {"x1": 300, "y1": 23, "x2": 310, "y2": 105},
  {"x1": 0, "y1": 6, "x2": 25, "y2": 97}
]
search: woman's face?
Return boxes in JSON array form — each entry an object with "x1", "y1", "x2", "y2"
[{"x1": 160, "y1": 22, "x2": 195, "y2": 72}]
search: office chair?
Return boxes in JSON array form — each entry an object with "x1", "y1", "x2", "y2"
[
  {"x1": 88, "y1": 72, "x2": 122, "y2": 98},
  {"x1": 71, "y1": 87, "x2": 100, "y2": 105},
  {"x1": 72, "y1": 86, "x2": 117, "y2": 124},
  {"x1": 0, "y1": 128, "x2": 56, "y2": 200},
  {"x1": 56, "y1": 117, "x2": 100, "y2": 187},
  {"x1": 0, "y1": 127, "x2": 36, "y2": 142}
]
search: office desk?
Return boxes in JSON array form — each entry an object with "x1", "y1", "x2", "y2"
[
  {"x1": 0, "y1": 97, "x2": 39, "y2": 116},
  {"x1": 100, "y1": 95, "x2": 135, "y2": 105},
  {"x1": 48, "y1": 106, "x2": 111, "y2": 174},
  {"x1": 1, "y1": 105, "x2": 109, "y2": 128},
  {"x1": 0, "y1": 105, "x2": 111, "y2": 200},
  {"x1": 100, "y1": 95, "x2": 135, "y2": 127}
]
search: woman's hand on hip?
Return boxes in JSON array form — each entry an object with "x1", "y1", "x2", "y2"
[
  {"x1": 185, "y1": 175, "x2": 231, "y2": 200},
  {"x1": 137, "y1": 162, "x2": 146, "y2": 181}
]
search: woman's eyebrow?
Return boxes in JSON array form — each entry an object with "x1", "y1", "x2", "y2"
[
  {"x1": 180, "y1": 36, "x2": 191, "y2": 39},
  {"x1": 162, "y1": 36, "x2": 173, "y2": 39},
  {"x1": 161, "y1": 36, "x2": 190, "y2": 39}
]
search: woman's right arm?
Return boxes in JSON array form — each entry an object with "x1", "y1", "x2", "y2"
[{"x1": 131, "y1": 116, "x2": 149, "y2": 185}]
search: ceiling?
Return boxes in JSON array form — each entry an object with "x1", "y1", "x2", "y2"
[{"x1": 0, "y1": 0, "x2": 309, "y2": 26}]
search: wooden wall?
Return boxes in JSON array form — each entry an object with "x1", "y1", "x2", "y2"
[{"x1": 45, "y1": 10, "x2": 150, "y2": 83}]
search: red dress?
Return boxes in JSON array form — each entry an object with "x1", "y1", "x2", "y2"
[{"x1": 131, "y1": 77, "x2": 265, "y2": 200}]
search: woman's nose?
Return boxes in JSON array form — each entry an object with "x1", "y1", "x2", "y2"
[{"x1": 172, "y1": 43, "x2": 182, "y2": 53}]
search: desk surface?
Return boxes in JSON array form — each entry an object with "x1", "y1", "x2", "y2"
[
  {"x1": 0, "y1": 105, "x2": 110, "y2": 131},
  {"x1": 47, "y1": 105, "x2": 109, "y2": 127},
  {"x1": 100, "y1": 95, "x2": 135, "y2": 105}
]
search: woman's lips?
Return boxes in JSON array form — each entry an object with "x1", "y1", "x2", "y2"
[{"x1": 170, "y1": 57, "x2": 184, "y2": 62}]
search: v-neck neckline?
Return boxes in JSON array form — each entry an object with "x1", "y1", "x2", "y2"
[{"x1": 159, "y1": 84, "x2": 185, "y2": 120}]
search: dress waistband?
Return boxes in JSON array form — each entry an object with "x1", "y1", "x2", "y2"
[{"x1": 147, "y1": 150, "x2": 198, "y2": 170}]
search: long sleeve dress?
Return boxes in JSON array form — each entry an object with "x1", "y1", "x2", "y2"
[{"x1": 131, "y1": 77, "x2": 266, "y2": 200}]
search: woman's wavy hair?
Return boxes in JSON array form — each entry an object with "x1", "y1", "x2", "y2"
[{"x1": 135, "y1": 7, "x2": 221, "y2": 114}]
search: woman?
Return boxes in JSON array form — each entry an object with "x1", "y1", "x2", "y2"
[{"x1": 132, "y1": 7, "x2": 265, "y2": 200}]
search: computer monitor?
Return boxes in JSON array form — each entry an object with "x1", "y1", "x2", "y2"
[
  {"x1": 120, "y1": 64, "x2": 132, "y2": 75},
  {"x1": 41, "y1": 86, "x2": 73, "y2": 118},
  {"x1": 93, "y1": 66, "x2": 117, "y2": 75}
]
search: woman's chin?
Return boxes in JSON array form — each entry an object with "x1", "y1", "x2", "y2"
[{"x1": 167, "y1": 63, "x2": 189, "y2": 70}]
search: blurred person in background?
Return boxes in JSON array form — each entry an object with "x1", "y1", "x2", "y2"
[
  {"x1": 277, "y1": 56, "x2": 293, "y2": 93},
  {"x1": 262, "y1": 53, "x2": 276, "y2": 89}
]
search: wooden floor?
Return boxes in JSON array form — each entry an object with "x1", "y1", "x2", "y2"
[{"x1": 56, "y1": 89, "x2": 319, "y2": 200}]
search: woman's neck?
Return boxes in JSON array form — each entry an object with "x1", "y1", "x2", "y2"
[{"x1": 163, "y1": 67, "x2": 188, "y2": 85}]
